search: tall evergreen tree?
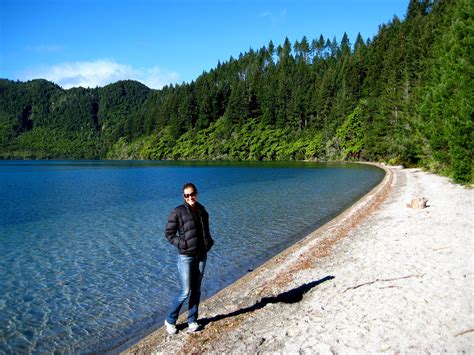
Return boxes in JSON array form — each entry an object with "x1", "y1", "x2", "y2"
[{"x1": 421, "y1": 0, "x2": 473, "y2": 182}]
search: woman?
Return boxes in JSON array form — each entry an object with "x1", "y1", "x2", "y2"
[{"x1": 164, "y1": 182, "x2": 214, "y2": 334}]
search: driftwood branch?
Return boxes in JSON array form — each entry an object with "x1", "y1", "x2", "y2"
[
  {"x1": 343, "y1": 274, "x2": 425, "y2": 293},
  {"x1": 379, "y1": 285, "x2": 402, "y2": 289},
  {"x1": 431, "y1": 247, "x2": 450, "y2": 251},
  {"x1": 454, "y1": 328, "x2": 474, "y2": 337}
]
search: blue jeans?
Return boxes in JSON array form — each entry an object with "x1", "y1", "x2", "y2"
[{"x1": 166, "y1": 254, "x2": 206, "y2": 325}]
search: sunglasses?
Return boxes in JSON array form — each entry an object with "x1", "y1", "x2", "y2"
[{"x1": 183, "y1": 192, "x2": 196, "y2": 198}]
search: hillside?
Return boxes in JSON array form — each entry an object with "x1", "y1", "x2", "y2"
[{"x1": 0, "y1": 0, "x2": 472, "y2": 183}]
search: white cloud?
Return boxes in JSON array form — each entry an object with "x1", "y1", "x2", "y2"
[
  {"x1": 141, "y1": 66, "x2": 181, "y2": 89},
  {"x1": 21, "y1": 59, "x2": 180, "y2": 89}
]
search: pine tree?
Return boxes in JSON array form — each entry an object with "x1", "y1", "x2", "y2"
[{"x1": 421, "y1": 0, "x2": 473, "y2": 182}]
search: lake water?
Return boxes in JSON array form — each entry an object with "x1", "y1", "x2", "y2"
[{"x1": 0, "y1": 160, "x2": 384, "y2": 353}]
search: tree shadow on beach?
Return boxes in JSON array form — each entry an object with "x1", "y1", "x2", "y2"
[{"x1": 199, "y1": 275, "x2": 335, "y2": 328}]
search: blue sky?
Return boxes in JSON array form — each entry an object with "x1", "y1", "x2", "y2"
[{"x1": 1, "y1": 0, "x2": 408, "y2": 89}]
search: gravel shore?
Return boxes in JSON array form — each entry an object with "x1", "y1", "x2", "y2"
[{"x1": 125, "y1": 165, "x2": 473, "y2": 354}]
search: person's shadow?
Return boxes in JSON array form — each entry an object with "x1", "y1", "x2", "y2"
[{"x1": 197, "y1": 275, "x2": 335, "y2": 328}]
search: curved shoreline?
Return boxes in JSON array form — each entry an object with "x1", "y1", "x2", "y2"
[
  {"x1": 123, "y1": 163, "x2": 394, "y2": 353},
  {"x1": 125, "y1": 164, "x2": 473, "y2": 353}
]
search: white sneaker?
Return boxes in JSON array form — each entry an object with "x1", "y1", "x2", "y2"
[
  {"x1": 187, "y1": 322, "x2": 200, "y2": 333},
  {"x1": 164, "y1": 320, "x2": 177, "y2": 335}
]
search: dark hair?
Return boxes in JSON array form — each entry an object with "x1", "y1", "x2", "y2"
[{"x1": 182, "y1": 182, "x2": 197, "y2": 194}]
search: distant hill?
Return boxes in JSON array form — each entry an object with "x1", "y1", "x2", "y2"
[{"x1": 0, "y1": 0, "x2": 472, "y2": 183}]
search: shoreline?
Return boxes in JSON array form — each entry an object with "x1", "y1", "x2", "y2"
[
  {"x1": 124, "y1": 164, "x2": 473, "y2": 353},
  {"x1": 123, "y1": 163, "x2": 391, "y2": 353}
]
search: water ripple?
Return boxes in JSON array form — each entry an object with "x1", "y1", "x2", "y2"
[{"x1": 0, "y1": 161, "x2": 383, "y2": 353}]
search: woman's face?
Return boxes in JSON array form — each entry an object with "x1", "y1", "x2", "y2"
[{"x1": 183, "y1": 187, "x2": 197, "y2": 207}]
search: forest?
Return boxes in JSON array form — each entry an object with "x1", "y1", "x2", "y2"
[{"x1": 0, "y1": 0, "x2": 472, "y2": 183}]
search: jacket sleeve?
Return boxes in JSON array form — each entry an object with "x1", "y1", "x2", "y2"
[
  {"x1": 203, "y1": 211, "x2": 212, "y2": 238},
  {"x1": 165, "y1": 208, "x2": 183, "y2": 248},
  {"x1": 202, "y1": 209, "x2": 214, "y2": 251}
]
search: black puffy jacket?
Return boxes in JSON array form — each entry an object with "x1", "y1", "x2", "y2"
[{"x1": 165, "y1": 202, "x2": 214, "y2": 256}]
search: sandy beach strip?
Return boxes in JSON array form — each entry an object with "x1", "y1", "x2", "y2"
[{"x1": 124, "y1": 165, "x2": 473, "y2": 354}]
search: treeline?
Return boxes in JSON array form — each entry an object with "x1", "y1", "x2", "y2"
[{"x1": 0, "y1": 0, "x2": 472, "y2": 183}]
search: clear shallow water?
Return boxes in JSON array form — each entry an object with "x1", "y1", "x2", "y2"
[{"x1": 0, "y1": 160, "x2": 384, "y2": 353}]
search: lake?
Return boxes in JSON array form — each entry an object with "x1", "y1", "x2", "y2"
[{"x1": 0, "y1": 160, "x2": 384, "y2": 353}]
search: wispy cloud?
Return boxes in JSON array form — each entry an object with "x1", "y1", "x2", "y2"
[
  {"x1": 21, "y1": 59, "x2": 180, "y2": 89},
  {"x1": 259, "y1": 8, "x2": 287, "y2": 25},
  {"x1": 25, "y1": 44, "x2": 64, "y2": 53}
]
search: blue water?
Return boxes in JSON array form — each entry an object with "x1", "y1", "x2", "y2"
[{"x1": 0, "y1": 160, "x2": 384, "y2": 353}]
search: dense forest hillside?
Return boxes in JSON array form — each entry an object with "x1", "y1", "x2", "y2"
[{"x1": 0, "y1": 0, "x2": 472, "y2": 183}]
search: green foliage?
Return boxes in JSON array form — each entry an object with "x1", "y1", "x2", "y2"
[
  {"x1": 335, "y1": 105, "x2": 365, "y2": 160},
  {"x1": 9, "y1": 127, "x2": 100, "y2": 159},
  {"x1": 419, "y1": 0, "x2": 473, "y2": 183},
  {"x1": 106, "y1": 117, "x2": 326, "y2": 162}
]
